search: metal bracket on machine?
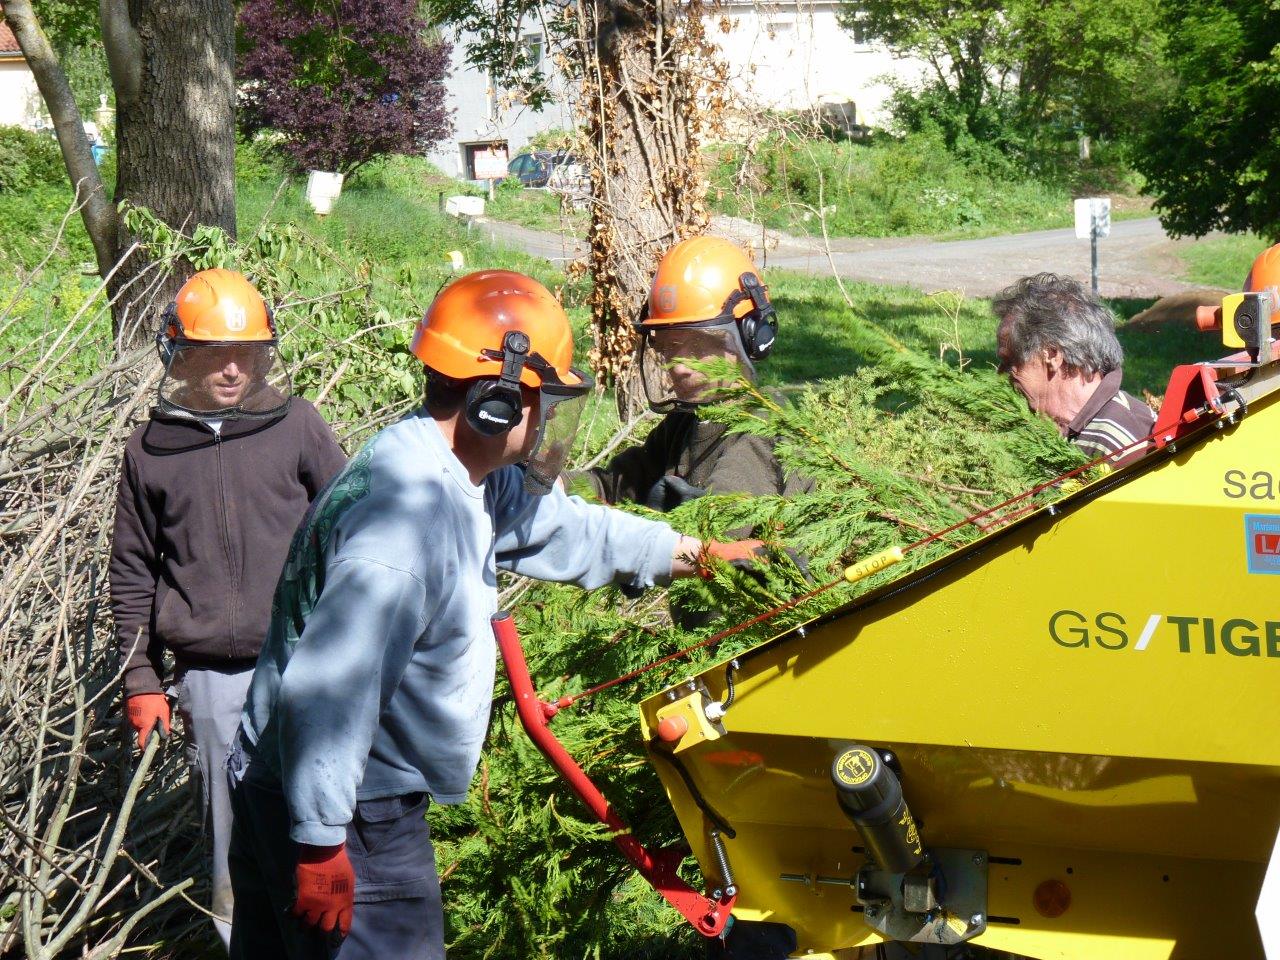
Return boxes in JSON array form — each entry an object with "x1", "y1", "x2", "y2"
[
  {"x1": 653, "y1": 678, "x2": 727, "y2": 753},
  {"x1": 856, "y1": 848, "x2": 988, "y2": 946}
]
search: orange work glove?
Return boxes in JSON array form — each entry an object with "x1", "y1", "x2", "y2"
[
  {"x1": 293, "y1": 843, "x2": 355, "y2": 937},
  {"x1": 124, "y1": 693, "x2": 171, "y2": 751},
  {"x1": 698, "y1": 539, "x2": 767, "y2": 579}
]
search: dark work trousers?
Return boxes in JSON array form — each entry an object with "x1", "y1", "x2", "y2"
[{"x1": 226, "y1": 735, "x2": 445, "y2": 960}]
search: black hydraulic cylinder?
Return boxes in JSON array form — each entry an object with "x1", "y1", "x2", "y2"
[{"x1": 831, "y1": 744, "x2": 924, "y2": 874}]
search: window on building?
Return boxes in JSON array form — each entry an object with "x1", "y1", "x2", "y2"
[
  {"x1": 523, "y1": 32, "x2": 544, "y2": 69},
  {"x1": 765, "y1": 18, "x2": 794, "y2": 40},
  {"x1": 844, "y1": 7, "x2": 870, "y2": 45}
]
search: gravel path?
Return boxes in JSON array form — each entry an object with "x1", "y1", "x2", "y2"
[{"x1": 476, "y1": 214, "x2": 1213, "y2": 300}]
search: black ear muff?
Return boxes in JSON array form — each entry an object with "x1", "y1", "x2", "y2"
[
  {"x1": 155, "y1": 303, "x2": 180, "y2": 365},
  {"x1": 738, "y1": 272, "x2": 777, "y2": 361},
  {"x1": 465, "y1": 330, "x2": 531, "y2": 437}
]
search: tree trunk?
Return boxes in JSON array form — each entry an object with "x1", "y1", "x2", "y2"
[
  {"x1": 105, "y1": 0, "x2": 237, "y2": 346},
  {"x1": 570, "y1": 0, "x2": 720, "y2": 416},
  {"x1": 4, "y1": 0, "x2": 119, "y2": 280}
]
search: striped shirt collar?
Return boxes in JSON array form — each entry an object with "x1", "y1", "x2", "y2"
[{"x1": 1066, "y1": 369, "x2": 1125, "y2": 439}]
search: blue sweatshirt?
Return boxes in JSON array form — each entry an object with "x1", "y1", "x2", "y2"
[{"x1": 241, "y1": 410, "x2": 681, "y2": 846}]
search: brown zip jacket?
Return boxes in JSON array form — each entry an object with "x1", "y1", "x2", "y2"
[
  {"x1": 109, "y1": 398, "x2": 346, "y2": 695},
  {"x1": 577, "y1": 410, "x2": 813, "y2": 507}
]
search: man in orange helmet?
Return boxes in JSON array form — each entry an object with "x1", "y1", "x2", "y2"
[
  {"x1": 225, "y1": 270, "x2": 762, "y2": 960},
  {"x1": 1244, "y1": 242, "x2": 1280, "y2": 293},
  {"x1": 110, "y1": 269, "x2": 347, "y2": 949},
  {"x1": 575, "y1": 236, "x2": 811, "y2": 514}
]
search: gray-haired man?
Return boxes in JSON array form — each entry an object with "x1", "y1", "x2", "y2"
[{"x1": 993, "y1": 273, "x2": 1155, "y2": 467}]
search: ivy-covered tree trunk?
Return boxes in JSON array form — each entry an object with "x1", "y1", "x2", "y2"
[
  {"x1": 106, "y1": 0, "x2": 237, "y2": 345},
  {"x1": 572, "y1": 0, "x2": 720, "y2": 416}
]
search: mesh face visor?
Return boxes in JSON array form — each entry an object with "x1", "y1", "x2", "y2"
[
  {"x1": 638, "y1": 321, "x2": 755, "y2": 413},
  {"x1": 522, "y1": 357, "x2": 595, "y2": 496},
  {"x1": 157, "y1": 341, "x2": 292, "y2": 421}
]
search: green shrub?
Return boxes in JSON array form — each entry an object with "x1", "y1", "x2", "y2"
[
  {"x1": 710, "y1": 129, "x2": 1073, "y2": 239},
  {"x1": 0, "y1": 185, "x2": 97, "y2": 267},
  {"x1": 0, "y1": 126, "x2": 66, "y2": 192},
  {"x1": 235, "y1": 133, "x2": 289, "y2": 184}
]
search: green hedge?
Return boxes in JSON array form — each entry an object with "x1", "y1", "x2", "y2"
[{"x1": 0, "y1": 126, "x2": 66, "y2": 192}]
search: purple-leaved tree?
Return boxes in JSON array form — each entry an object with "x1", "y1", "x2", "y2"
[{"x1": 238, "y1": 0, "x2": 452, "y2": 176}]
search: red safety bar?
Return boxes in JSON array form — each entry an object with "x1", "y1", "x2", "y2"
[
  {"x1": 491, "y1": 611, "x2": 736, "y2": 937},
  {"x1": 1152, "y1": 363, "x2": 1221, "y2": 449}
]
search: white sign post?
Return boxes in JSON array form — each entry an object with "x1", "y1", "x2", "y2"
[
  {"x1": 473, "y1": 143, "x2": 509, "y2": 202},
  {"x1": 1074, "y1": 197, "x2": 1111, "y2": 296}
]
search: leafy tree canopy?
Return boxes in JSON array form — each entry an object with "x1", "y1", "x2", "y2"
[
  {"x1": 847, "y1": 0, "x2": 1169, "y2": 167},
  {"x1": 1134, "y1": 0, "x2": 1280, "y2": 240},
  {"x1": 28, "y1": 0, "x2": 98, "y2": 52},
  {"x1": 238, "y1": 0, "x2": 453, "y2": 176}
]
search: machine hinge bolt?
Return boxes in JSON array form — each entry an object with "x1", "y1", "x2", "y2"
[
  {"x1": 970, "y1": 913, "x2": 984, "y2": 927},
  {"x1": 712, "y1": 889, "x2": 723, "y2": 900},
  {"x1": 973, "y1": 854, "x2": 984, "y2": 865}
]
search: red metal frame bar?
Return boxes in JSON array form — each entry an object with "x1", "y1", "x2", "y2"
[
  {"x1": 491, "y1": 611, "x2": 735, "y2": 937},
  {"x1": 1152, "y1": 364, "x2": 1221, "y2": 449}
]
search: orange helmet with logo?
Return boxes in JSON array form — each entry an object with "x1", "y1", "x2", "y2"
[
  {"x1": 154, "y1": 270, "x2": 289, "y2": 421},
  {"x1": 411, "y1": 270, "x2": 582, "y2": 388},
  {"x1": 410, "y1": 270, "x2": 593, "y2": 495},
  {"x1": 163, "y1": 269, "x2": 275, "y2": 343},
  {"x1": 1244, "y1": 243, "x2": 1280, "y2": 293},
  {"x1": 642, "y1": 237, "x2": 777, "y2": 360}
]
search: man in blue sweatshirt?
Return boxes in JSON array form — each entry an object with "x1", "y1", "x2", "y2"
[{"x1": 227, "y1": 270, "x2": 762, "y2": 959}]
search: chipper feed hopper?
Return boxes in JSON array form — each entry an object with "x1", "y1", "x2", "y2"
[{"x1": 497, "y1": 290, "x2": 1280, "y2": 959}]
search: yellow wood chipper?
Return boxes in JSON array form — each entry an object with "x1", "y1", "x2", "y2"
[{"x1": 495, "y1": 290, "x2": 1280, "y2": 960}]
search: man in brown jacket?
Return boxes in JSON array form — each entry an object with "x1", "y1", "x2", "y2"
[
  {"x1": 110, "y1": 269, "x2": 346, "y2": 949},
  {"x1": 575, "y1": 239, "x2": 809, "y2": 959},
  {"x1": 575, "y1": 237, "x2": 811, "y2": 511}
]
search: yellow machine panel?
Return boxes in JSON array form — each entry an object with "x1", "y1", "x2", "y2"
[{"x1": 640, "y1": 361, "x2": 1280, "y2": 959}]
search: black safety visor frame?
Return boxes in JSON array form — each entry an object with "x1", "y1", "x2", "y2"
[{"x1": 478, "y1": 347, "x2": 594, "y2": 396}]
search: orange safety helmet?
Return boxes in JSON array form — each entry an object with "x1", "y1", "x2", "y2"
[
  {"x1": 411, "y1": 270, "x2": 582, "y2": 388},
  {"x1": 642, "y1": 236, "x2": 777, "y2": 360},
  {"x1": 161, "y1": 269, "x2": 275, "y2": 347},
  {"x1": 1244, "y1": 243, "x2": 1280, "y2": 293},
  {"x1": 411, "y1": 270, "x2": 593, "y2": 495},
  {"x1": 154, "y1": 270, "x2": 288, "y2": 420}
]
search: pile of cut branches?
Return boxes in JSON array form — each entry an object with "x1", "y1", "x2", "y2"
[{"x1": 429, "y1": 343, "x2": 1088, "y2": 957}]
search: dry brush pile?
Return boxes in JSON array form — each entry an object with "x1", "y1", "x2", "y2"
[{"x1": 0, "y1": 206, "x2": 427, "y2": 958}]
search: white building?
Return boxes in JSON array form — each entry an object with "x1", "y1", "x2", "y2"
[
  {"x1": 0, "y1": 20, "x2": 44, "y2": 129},
  {"x1": 431, "y1": 2, "x2": 928, "y2": 181},
  {"x1": 713, "y1": 0, "x2": 925, "y2": 127},
  {"x1": 427, "y1": 22, "x2": 575, "y2": 181}
]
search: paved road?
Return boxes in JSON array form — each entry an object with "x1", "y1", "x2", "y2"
[{"x1": 478, "y1": 215, "x2": 1214, "y2": 300}]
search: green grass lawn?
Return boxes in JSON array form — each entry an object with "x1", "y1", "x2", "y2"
[{"x1": 1175, "y1": 232, "x2": 1263, "y2": 290}]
